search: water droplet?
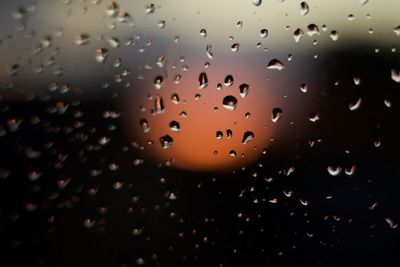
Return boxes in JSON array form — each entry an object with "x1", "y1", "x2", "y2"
[
  {"x1": 345, "y1": 165, "x2": 356, "y2": 176},
  {"x1": 391, "y1": 68, "x2": 400, "y2": 83},
  {"x1": 231, "y1": 43, "x2": 240, "y2": 52},
  {"x1": 106, "y1": 1, "x2": 119, "y2": 17},
  {"x1": 171, "y1": 93, "x2": 179, "y2": 104},
  {"x1": 224, "y1": 75, "x2": 234, "y2": 87},
  {"x1": 236, "y1": 21, "x2": 243, "y2": 28},
  {"x1": 229, "y1": 150, "x2": 237, "y2": 157},
  {"x1": 252, "y1": 0, "x2": 262, "y2": 7},
  {"x1": 169, "y1": 121, "x2": 180, "y2": 132},
  {"x1": 74, "y1": 33, "x2": 90, "y2": 46},
  {"x1": 242, "y1": 131, "x2": 255, "y2": 144},
  {"x1": 358, "y1": 0, "x2": 369, "y2": 5},
  {"x1": 6, "y1": 64, "x2": 21, "y2": 76},
  {"x1": 145, "y1": 3, "x2": 156, "y2": 14},
  {"x1": 199, "y1": 72, "x2": 208, "y2": 89},
  {"x1": 260, "y1": 29, "x2": 268, "y2": 38},
  {"x1": 206, "y1": 44, "x2": 214, "y2": 59},
  {"x1": 216, "y1": 131, "x2": 223, "y2": 139},
  {"x1": 160, "y1": 135, "x2": 173, "y2": 149},
  {"x1": 200, "y1": 29, "x2": 207, "y2": 38},
  {"x1": 293, "y1": 28, "x2": 304, "y2": 43},
  {"x1": 154, "y1": 75, "x2": 164, "y2": 89},
  {"x1": 140, "y1": 119, "x2": 150, "y2": 133},
  {"x1": 384, "y1": 99, "x2": 392, "y2": 108},
  {"x1": 272, "y1": 108, "x2": 283, "y2": 123},
  {"x1": 327, "y1": 166, "x2": 342, "y2": 176},
  {"x1": 306, "y1": 24, "x2": 320, "y2": 37},
  {"x1": 95, "y1": 48, "x2": 109, "y2": 63},
  {"x1": 222, "y1": 95, "x2": 238, "y2": 111},
  {"x1": 226, "y1": 129, "x2": 233, "y2": 139},
  {"x1": 299, "y1": 83, "x2": 308, "y2": 93},
  {"x1": 300, "y1": 2, "x2": 309, "y2": 16},
  {"x1": 394, "y1": 25, "x2": 400, "y2": 36},
  {"x1": 267, "y1": 59, "x2": 284, "y2": 70},
  {"x1": 308, "y1": 112, "x2": 320, "y2": 122},
  {"x1": 108, "y1": 37, "x2": 120, "y2": 48},
  {"x1": 153, "y1": 95, "x2": 165, "y2": 114},
  {"x1": 329, "y1": 30, "x2": 339, "y2": 41},
  {"x1": 239, "y1": 83, "x2": 250, "y2": 98},
  {"x1": 349, "y1": 97, "x2": 362, "y2": 111}
]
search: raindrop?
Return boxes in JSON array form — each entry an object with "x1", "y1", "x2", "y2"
[
  {"x1": 329, "y1": 30, "x2": 339, "y2": 41},
  {"x1": 226, "y1": 129, "x2": 233, "y2": 139},
  {"x1": 391, "y1": 68, "x2": 400, "y2": 83},
  {"x1": 394, "y1": 26, "x2": 400, "y2": 36},
  {"x1": 206, "y1": 44, "x2": 214, "y2": 59},
  {"x1": 306, "y1": 24, "x2": 320, "y2": 37},
  {"x1": 239, "y1": 83, "x2": 250, "y2": 98},
  {"x1": 384, "y1": 99, "x2": 392, "y2": 108},
  {"x1": 300, "y1": 2, "x2": 309, "y2": 16},
  {"x1": 236, "y1": 21, "x2": 243, "y2": 28},
  {"x1": 95, "y1": 48, "x2": 109, "y2": 63},
  {"x1": 216, "y1": 131, "x2": 223, "y2": 139},
  {"x1": 300, "y1": 83, "x2": 308, "y2": 93},
  {"x1": 200, "y1": 29, "x2": 207, "y2": 38},
  {"x1": 140, "y1": 119, "x2": 150, "y2": 133},
  {"x1": 231, "y1": 43, "x2": 240, "y2": 52},
  {"x1": 160, "y1": 135, "x2": 173, "y2": 149},
  {"x1": 199, "y1": 72, "x2": 208, "y2": 89},
  {"x1": 252, "y1": 0, "x2": 262, "y2": 7},
  {"x1": 358, "y1": 0, "x2": 369, "y2": 5},
  {"x1": 272, "y1": 108, "x2": 283, "y2": 123},
  {"x1": 327, "y1": 166, "x2": 342, "y2": 176},
  {"x1": 106, "y1": 1, "x2": 119, "y2": 17},
  {"x1": 293, "y1": 28, "x2": 304, "y2": 43},
  {"x1": 385, "y1": 218, "x2": 398, "y2": 229},
  {"x1": 74, "y1": 33, "x2": 90, "y2": 45},
  {"x1": 153, "y1": 95, "x2": 165, "y2": 114},
  {"x1": 267, "y1": 59, "x2": 284, "y2": 70},
  {"x1": 224, "y1": 75, "x2": 234, "y2": 87},
  {"x1": 308, "y1": 112, "x2": 320, "y2": 122},
  {"x1": 349, "y1": 97, "x2": 362, "y2": 111},
  {"x1": 154, "y1": 75, "x2": 164, "y2": 89},
  {"x1": 242, "y1": 131, "x2": 255, "y2": 144},
  {"x1": 169, "y1": 121, "x2": 180, "y2": 132},
  {"x1": 222, "y1": 95, "x2": 238, "y2": 111},
  {"x1": 229, "y1": 150, "x2": 237, "y2": 157},
  {"x1": 260, "y1": 29, "x2": 268, "y2": 38},
  {"x1": 171, "y1": 93, "x2": 179, "y2": 104},
  {"x1": 145, "y1": 3, "x2": 156, "y2": 14}
]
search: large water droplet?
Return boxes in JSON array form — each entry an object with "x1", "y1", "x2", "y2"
[
  {"x1": 300, "y1": 2, "x2": 309, "y2": 16},
  {"x1": 242, "y1": 131, "x2": 255, "y2": 144},
  {"x1": 222, "y1": 95, "x2": 238, "y2": 111},
  {"x1": 267, "y1": 59, "x2": 284, "y2": 71},
  {"x1": 199, "y1": 72, "x2": 208, "y2": 89},
  {"x1": 239, "y1": 83, "x2": 250, "y2": 98}
]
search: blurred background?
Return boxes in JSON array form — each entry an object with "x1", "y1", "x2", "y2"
[{"x1": 0, "y1": 0, "x2": 400, "y2": 266}]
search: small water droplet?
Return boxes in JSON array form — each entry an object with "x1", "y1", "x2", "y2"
[
  {"x1": 95, "y1": 48, "x2": 109, "y2": 63},
  {"x1": 272, "y1": 108, "x2": 283, "y2": 123},
  {"x1": 226, "y1": 129, "x2": 233, "y2": 139},
  {"x1": 200, "y1": 29, "x2": 207, "y2": 38},
  {"x1": 394, "y1": 25, "x2": 400, "y2": 36},
  {"x1": 327, "y1": 166, "x2": 342, "y2": 176},
  {"x1": 153, "y1": 95, "x2": 165, "y2": 114},
  {"x1": 171, "y1": 93, "x2": 179, "y2": 104},
  {"x1": 349, "y1": 97, "x2": 362, "y2": 111},
  {"x1": 252, "y1": 0, "x2": 262, "y2": 7},
  {"x1": 140, "y1": 119, "x2": 150, "y2": 133},
  {"x1": 306, "y1": 24, "x2": 320, "y2": 37},
  {"x1": 206, "y1": 44, "x2": 214, "y2": 59},
  {"x1": 216, "y1": 131, "x2": 223, "y2": 139},
  {"x1": 145, "y1": 3, "x2": 156, "y2": 14},
  {"x1": 154, "y1": 75, "x2": 164, "y2": 89},
  {"x1": 222, "y1": 95, "x2": 238, "y2": 111},
  {"x1": 74, "y1": 33, "x2": 90, "y2": 45},
  {"x1": 308, "y1": 112, "x2": 320, "y2": 122},
  {"x1": 260, "y1": 29, "x2": 268, "y2": 38},
  {"x1": 329, "y1": 30, "x2": 339, "y2": 41}
]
